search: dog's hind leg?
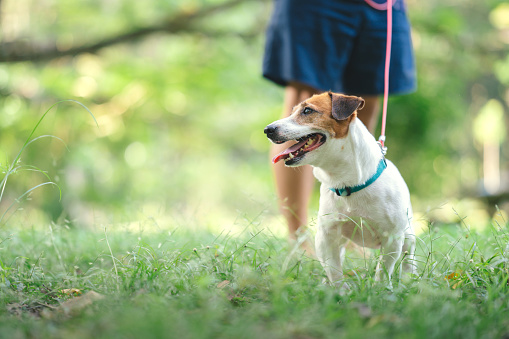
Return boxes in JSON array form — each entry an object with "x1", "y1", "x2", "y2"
[
  {"x1": 376, "y1": 235, "x2": 404, "y2": 282},
  {"x1": 401, "y1": 226, "x2": 417, "y2": 276},
  {"x1": 315, "y1": 222, "x2": 349, "y2": 288}
]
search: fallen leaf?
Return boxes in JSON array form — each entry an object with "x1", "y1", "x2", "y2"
[
  {"x1": 451, "y1": 281, "x2": 463, "y2": 290},
  {"x1": 60, "y1": 288, "x2": 82, "y2": 296},
  {"x1": 217, "y1": 280, "x2": 230, "y2": 289},
  {"x1": 58, "y1": 291, "x2": 104, "y2": 316},
  {"x1": 445, "y1": 271, "x2": 462, "y2": 280}
]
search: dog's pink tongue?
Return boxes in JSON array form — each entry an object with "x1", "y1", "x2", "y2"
[
  {"x1": 271, "y1": 139, "x2": 308, "y2": 164},
  {"x1": 272, "y1": 152, "x2": 289, "y2": 164}
]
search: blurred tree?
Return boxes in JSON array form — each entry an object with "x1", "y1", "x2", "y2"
[
  {"x1": 0, "y1": 0, "x2": 262, "y2": 63},
  {"x1": 0, "y1": 0, "x2": 507, "y2": 226}
]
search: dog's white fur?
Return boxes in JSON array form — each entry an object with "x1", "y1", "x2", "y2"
[{"x1": 266, "y1": 93, "x2": 416, "y2": 288}]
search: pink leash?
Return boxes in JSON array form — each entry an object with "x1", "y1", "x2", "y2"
[{"x1": 364, "y1": 0, "x2": 393, "y2": 154}]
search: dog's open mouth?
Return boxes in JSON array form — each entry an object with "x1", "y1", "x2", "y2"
[{"x1": 272, "y1": 133, "x2": 326, "y2": 164}]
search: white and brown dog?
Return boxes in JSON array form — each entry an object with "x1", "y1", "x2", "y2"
[{"x1": 264, "y1": 91, "x2": 416, "y2": 287}]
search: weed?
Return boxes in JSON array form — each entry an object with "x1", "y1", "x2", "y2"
[
  {"x1": 0, "y1": 215, "x2": 509, "y2": 338},
  {"x1": 0, "y1": 100, "x2": 96, "y2": 225}
]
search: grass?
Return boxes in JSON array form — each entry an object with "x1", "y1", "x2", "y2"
[
  {"x1": 1, "y1": 107, "x2": 508, "y2": 337},
  {"x1": 1, "y1": 215, "x2": 509, "y2": 339}
]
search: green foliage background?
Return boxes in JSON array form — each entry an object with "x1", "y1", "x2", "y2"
[{"x1": 0, "y1": 0, "x2": 508, "y2": 227}]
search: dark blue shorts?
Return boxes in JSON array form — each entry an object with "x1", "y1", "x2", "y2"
[{"x1": 262, "y1": 0, "x2": 416, "y2": 95}]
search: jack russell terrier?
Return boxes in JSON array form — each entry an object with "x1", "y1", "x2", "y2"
[{"x1": 264, "y1": 91, "x2": 416, "y2": 287}]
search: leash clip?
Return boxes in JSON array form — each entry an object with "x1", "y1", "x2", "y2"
[{"x1": 377, "y1": 136, "x2": 387, "y2": 156}]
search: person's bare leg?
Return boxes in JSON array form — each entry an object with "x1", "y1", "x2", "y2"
[
  {"x1": 356, "y1": 95, "x2": 380, "y2": 134},
  {"x1": 270, "y1": 82, "x2": 319, "y2": 242}
]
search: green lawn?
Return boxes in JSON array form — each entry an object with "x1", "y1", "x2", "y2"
[{"x1": 1, "y1": 219, "x2": 509, "y2": 339}]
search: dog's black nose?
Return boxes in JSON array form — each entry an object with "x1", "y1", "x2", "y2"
[{"x1": 264, "y1": 125, "x2": 278, "y2": 136}]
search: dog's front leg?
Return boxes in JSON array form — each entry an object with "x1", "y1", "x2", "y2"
[{"x1": 315, "y1": 219, "x2": 348, "y2": 289}]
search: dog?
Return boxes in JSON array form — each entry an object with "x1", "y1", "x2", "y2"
[{"x1": 264, "y1": 91, "x2": 416, "y2": 287}]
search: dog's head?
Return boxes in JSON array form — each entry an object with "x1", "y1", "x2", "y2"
[{"x1": 264, "y1": 91, "x2": 364, "y2": 166}]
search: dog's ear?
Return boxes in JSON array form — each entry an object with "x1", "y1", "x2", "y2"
[{"x1": 329, "y1": 92, "x2": 365, "y2": 121}]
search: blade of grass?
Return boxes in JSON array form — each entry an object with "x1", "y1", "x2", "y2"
[
  {"x1": 0, "y1": 182, "x2": 60, "y2": 225},
  {"x1": 0, "y1": 100, "x2": 95, "y2": 204},
  {"x1": 104, "y1": 226, "x2": 120, "y2": 292}
]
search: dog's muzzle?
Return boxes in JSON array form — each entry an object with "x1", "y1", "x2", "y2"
[
  {"x1": 264, "y1": 123, "x2": 327, "y2": 165},
  {"x1": 264, "y1": 124, "x2": 285, "y2": 144}
]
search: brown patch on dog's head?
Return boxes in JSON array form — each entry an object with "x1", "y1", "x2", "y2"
[{"x1": 291, "y1": 92, "x2": 365, "y2": 139}]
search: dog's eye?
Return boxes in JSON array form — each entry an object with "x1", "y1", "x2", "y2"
[{"x1": 302, "y1": 107, "x2": 313, "y2": 115}]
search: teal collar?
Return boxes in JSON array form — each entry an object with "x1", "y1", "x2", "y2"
[{"x1": 329, "y1": 158, "x2": 387, "y2": 197}]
